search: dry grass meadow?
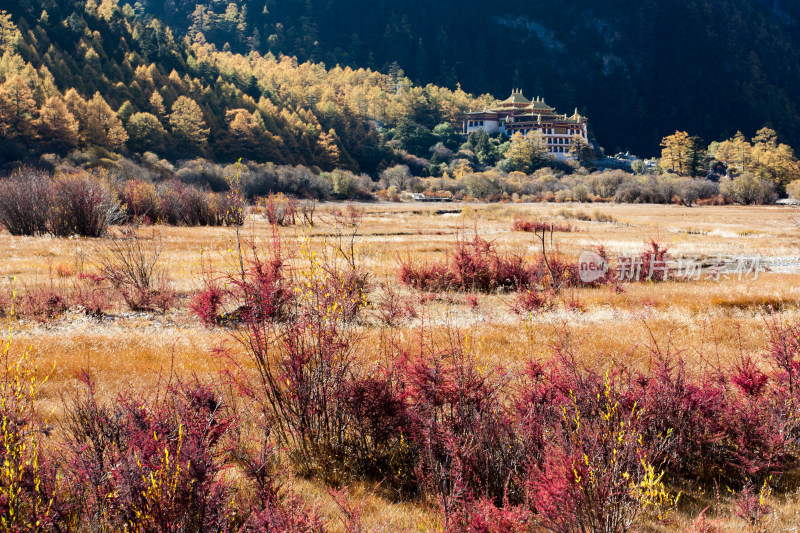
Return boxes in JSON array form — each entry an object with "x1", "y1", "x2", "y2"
[{"x1": 3, "y1": 201, "x2": 800, "y2": 531}]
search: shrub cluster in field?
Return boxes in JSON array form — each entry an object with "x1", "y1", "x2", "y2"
[
  {"x1": 511, "y1": 216, "x2": 574, "y2": 233},
  {"x1": 2, "y1": 225, "x2": 799, "y2": 529},
  {"x1": 397, "y1": 235, "x2": 664, "y2": 308},
  {"x1": 0, "y1": 274, "x2": 116, "y2": 321},
  {"x1": 0, "y1": 169, "x2": 244, "y2": 237},
  {"x1": 0, "y1": 169, "x2": 120, "y2": 237},
  {"x1": 0, "y1": 225, "x2": 179, "y2": 319},
  {"x1": 398, "y1": 235, "x2": 581, "y2": 294},
  {"x1": 119, "y1": 179, "x2": 244, "y2": 227},
  {"x1": 172, "y1": 231, "x2": 800, "y2": 531},
  {"x1": 376, "y1": 165, "x2": 779, "y2": 205}
]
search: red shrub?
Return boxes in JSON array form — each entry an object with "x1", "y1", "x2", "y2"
[
  {"x1": 398, "y1": 256, "x2": 456, "y2": 292},
  {"x1": 15, "y1": 284, "x2": 71, "y2": 320},
  {"x1": 72, "y1": 277, "x2": 115, "y2": 317},
  {"x1": 399, "y1": 234, "x2": 586, "y2": 295},
  {"x1": 374, "y1": 284, "x2": 417, "y2": 327},
  {"x1": 731, "y1": 355, "x2": 769, "y2": 397},
  {"x1": 190, "y1": 285, "x2": 226, "y2": 326},
  {"x1": 733, "y1": 482, "x2": 771, "y2": 526},
  {"x1": 511, "y1": 217, "x2": 572, "y2": 233},
  {"x1": 0, "y1": 169, "x2": 51, "y2": 236},
  {"x1": 119, "y1": 179, "x2": 162, "y2": 222},
  {"x1": 63, "y1": 373, "x2": 235, "y2": 531},
  {"x1": 511, "y1": 288, "x2": 550, "y2": 314},
  {"x1": 446, "y1": 497, "x2": 532, "y2": 533}
]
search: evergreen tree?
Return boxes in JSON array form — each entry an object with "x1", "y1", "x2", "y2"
[{"x1": 117, "y1": 100, "x2": 135, "y2": 124}]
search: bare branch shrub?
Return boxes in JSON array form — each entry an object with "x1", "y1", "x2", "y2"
[
  {"x1": 49, "y1": 170, "x2": 122, "y2": 237},
  {"x1": 95, "y1": 224, "x2": 174, "y2": 312},
  {"x1": 0, "y1": 169, "x2": 51, "y2": 236}
]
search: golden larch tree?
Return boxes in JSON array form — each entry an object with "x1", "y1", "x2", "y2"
[
  {"x1": 660, "y1": 131, "x2": 691, "y2": 175},
  {"x1": 0, "y1": 74, "x2": 36, "y2": 138},
  {"x1": 85, "y1": 92, "x2": 128, "y2": 150},
  {"x1": 169, "y1": 95, "x2": 209, "y2": 147},
  {"x1": 37, "y1": 95, "x2": 79, "y2": 147}
]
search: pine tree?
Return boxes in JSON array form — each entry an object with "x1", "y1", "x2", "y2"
[
  {"x1": 85, "y1": 92, "x2": 128, "y2": 150},
  {"x1": 117, "y1": 100, "x2": 135, "y2": 124},
  {"x1": 37, "y1": 95, "x2": 79, "y2": 148},
  {"x1": 568, "y1": 134, "x2": 595, "y2": 163}
]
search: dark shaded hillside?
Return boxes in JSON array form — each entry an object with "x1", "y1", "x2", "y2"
[{"x1": 127, "y1": 0, "x2": 800, "y2": 154}]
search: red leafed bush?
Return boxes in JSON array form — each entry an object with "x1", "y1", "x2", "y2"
[
  {"x1": 0, "y1": 169, "x2": 121, "y2": 237},
  {"x1": 446, "y1": 497, "x2": 532, "y2": 533},
  {"x1": 511, "y1": 217, "x2": 572, "y2": 233},
  {"x1": 323, "y1": 333, "x2": 525, "y2": 500},
  {"x1": 260, "y1": 192, "x2": 298, "y2": 226},
  {"x1": 62, "y1": 372, "x2": 235, "y2": 531},
  {"x1": 524, "y1": 363, "x2": 677, "y2": 533},
  {"x1": 511, "y1": 288, "x2": 550, "y2": 314},
  {"x1": 216, "y1": 229, "x2": 371, "y2": 484},
  {"x1": 72, "y1": 276, "x2": 115, "y2": 317},
  {"x1": 0, "y1": 168, "x2": 51, "y2": 236},
  {"x1": 731, "y1": 355, "x2": 769, "y2": 397},
  {"x1": 399, "y1": 233, "x2": 586, "y2": 295},
  {"x1": 398, "y1": 256, "x2": 456, "y2": 292},
  {"x1": 15, "y1": 284, "x2": 71, "y2": 320},
  {"x1": 373, "y1": 284, "x2": 418, "y2": 327},
  {"x1": 157, "y1": 180, "x2": 241, "y2": 227},
  {"x1": 733, "y1": 481, "x2": 772, "y2": 527},
  {"x1": 399, "y1": 235, "x2": 536, "y2": 294},
  {"x1": 190, "y1": 285, "x2": 226, "y2": 327}
]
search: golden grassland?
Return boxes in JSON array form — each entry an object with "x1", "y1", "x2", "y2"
[{"x1": 2, "y1": 201, "x2": 800, "y2": 531}]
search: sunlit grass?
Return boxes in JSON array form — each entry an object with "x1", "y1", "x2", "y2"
[{"x1": 1, "y1": 201, "x2": 799, "y2": 529}]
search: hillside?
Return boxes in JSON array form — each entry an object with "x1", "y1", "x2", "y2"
[
  {"x1": 127, "y1": 0, "x2": 800, "y2": 155},
  {"x1": 0, "y1": 0, "x2": 491, "y2": 172}
]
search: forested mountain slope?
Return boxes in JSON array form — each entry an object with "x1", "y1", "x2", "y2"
[
  {"x1": 0, "y1": 0, "x2": 489, "y2": 171},
  {"x1": 127, "y1": 0, "x2": 800, "y2": 154}
]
